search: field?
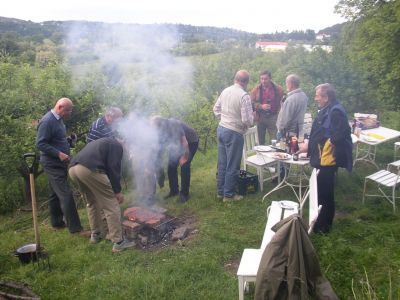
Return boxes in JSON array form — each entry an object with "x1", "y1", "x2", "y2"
[{"x1": 1, "y1": 127, "x2": 400, "y2": 299}]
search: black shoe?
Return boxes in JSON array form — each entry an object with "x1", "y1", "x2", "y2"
[
  {"x1": 313, "y1": 225, "x2": 331, "y2": 234},
  {"x1": 178, "y1": 193, "x2": 189, "y2": 203},
  {"x1": 52, "y1": 222, "x2": 67, "y2": 231},
  {"x1": 165, "y1": 191, "x2": 179, "y2": 199}
]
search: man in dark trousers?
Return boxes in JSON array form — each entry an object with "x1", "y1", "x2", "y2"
[
  {"x1": 152, "y1": 117, "x2": 199, "y2": 204},
  {"x1": 299, "y1": 83, "x2": 352, "y2": 233},
  {"x1": 36, "y1": 97, "x2": 83, "y2": 234},
  {"x1": 69, "y1": 137, "x2": 136, "y2": 252}
]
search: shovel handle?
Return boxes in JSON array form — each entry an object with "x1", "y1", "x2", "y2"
[
  {"x1": 23, "y1": 153, "x2": 37, "y2": 173},
  {"x1": 24, "y1": 153, "x2": 40, "y2": 248}
]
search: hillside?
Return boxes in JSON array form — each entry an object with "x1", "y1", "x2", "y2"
[
  {"x1": 0, "y1": 16, "x2": 346, "y2": 45},
  {"x1": 0, "y1": 16, "x2": 257, "y2": 44}
]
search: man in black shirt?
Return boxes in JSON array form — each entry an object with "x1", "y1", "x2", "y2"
[
  {"x1": 152, "y1": 117, "x2": 199, "y2": 203},
  {"x1": 69, "y1": 137, "x2": 135, "y2": 252}
]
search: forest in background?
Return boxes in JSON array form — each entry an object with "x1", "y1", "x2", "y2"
[{"x1": 0, "y1": 0, "x2": 399, "y2": 213}]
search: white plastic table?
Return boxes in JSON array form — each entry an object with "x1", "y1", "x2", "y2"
[
  {"x1": 261, "y1": 153, "x2": 310, "y2": 205},
  {"x1": 354, "y1": 126, "x2": 400, "y2": 169}
]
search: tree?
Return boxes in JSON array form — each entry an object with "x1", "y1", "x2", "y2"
[
  {"x1": 335, "y1": 0, "x2": 392, "y2": 20},
  {"x1": 337, "y1": 0, "x2": 400, "y2": 109}
]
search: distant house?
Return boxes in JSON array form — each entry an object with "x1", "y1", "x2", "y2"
[
  {"x1": 255, "y1": 41, "x2": 288, "y2": 52},
  {"x1": 316, "y1": 33, "x2": 331, "y2": 41}
]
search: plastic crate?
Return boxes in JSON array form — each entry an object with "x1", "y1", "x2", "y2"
[{"x1": 237, "y1": 170, "x2": 259, "y2": 195}]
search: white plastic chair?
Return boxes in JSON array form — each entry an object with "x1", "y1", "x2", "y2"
[
  {"x1": 362, "y1": 168, "x2": 400, "y2": 212},
  {"x1": 236, "y1": 169, "x2": 320, "y2": 300},
  {"x1": 242, "y1": 126, "x2": 278, "y2": 192},
  {"x1": 304, "y1": 169, "x2": 321, "y2": 234},
  {"x1": 394, "y1": 141, "x2": 400, "y2": 161},
  {"x1": 236, "y1": 200, "x2": 299, "y2": 300}
]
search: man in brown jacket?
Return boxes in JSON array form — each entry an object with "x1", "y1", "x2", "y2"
[{"x1": 250, "y1": 70, "x2": 284, "y2": 145}]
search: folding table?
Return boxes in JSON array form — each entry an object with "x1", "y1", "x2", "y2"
[{"x1": 354, "y1": 126, "x2": 400, "y2": 169}]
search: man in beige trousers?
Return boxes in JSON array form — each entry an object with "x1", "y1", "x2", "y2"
[{"x1": 69, "y1": 137, "x2": 135, "y2": 252}]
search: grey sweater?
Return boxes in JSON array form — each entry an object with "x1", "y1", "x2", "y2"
[
  {"x1": 276, "y1": 88, "x2": 308, "y2": 135},
  {"x1": 36, "y1": 110, "x2": 70, "y2": 161}
]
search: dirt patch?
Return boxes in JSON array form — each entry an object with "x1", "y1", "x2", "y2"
[{"x1": 224, "y1": 258, "x2": 240, "y2": 275}]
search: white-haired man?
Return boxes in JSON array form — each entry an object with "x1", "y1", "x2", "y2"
[{"x1": 213, "y1": 70, "x2": 254, "y2": 202}]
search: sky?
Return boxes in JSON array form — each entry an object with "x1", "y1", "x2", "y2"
[{"x1": 2, "y1": 0, "x2": 346, "y2": 34}]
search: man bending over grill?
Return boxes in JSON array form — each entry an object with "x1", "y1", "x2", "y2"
[
  {"x1": 151, "y1": 117, "x2": 199, "y2": 204},
  {"x1": 69, "y1": 137, "x2": 136, "y2": 252}
]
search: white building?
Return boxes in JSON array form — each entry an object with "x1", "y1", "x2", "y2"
[
  {"x1": 316, "y1": 33, "x2": 331, "y2": 41},
  {"x1": 255, "y1": 41, "x2": 288, "y2": 52}
]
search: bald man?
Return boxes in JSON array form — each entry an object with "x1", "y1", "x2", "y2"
[
  {"x1": 276, "y1": 74, "x2": 308, "y2": 139},
  {"x1": 36, "y1": 98, "x2": 83, "y2": 234},
  {"x1": 213, "y1": 70, "x2": 254, "y2": 202}
]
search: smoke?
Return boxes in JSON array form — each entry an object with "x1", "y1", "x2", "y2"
[
  {"x1": 118, "y1": 112, "x2": 160, "y2": 206},
  {"x1": 64, "y1": 22, "x2": 193, "y2": 113},
  {"x1": 64, "y1": 22, "x2": 194, "y2": 205}
]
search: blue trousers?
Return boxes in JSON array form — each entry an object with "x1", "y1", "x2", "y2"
[{"x1": 217, "y1": 126, "x2": 244, "y2": 197}]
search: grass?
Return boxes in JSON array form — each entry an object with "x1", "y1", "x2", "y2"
[{"x1": 2, "y1": 133, "x2": 400, "y2": 299}]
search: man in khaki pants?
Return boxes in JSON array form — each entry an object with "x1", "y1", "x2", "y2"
[{"x1": 69, "y1": 137, "x2": 135, "y2": 252}]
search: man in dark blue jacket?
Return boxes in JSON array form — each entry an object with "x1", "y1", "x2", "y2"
[
  {"x1": 36, "y1": 98, "x2": 83, "y2": 234},
  {"x1": 299, "y1": 84, "x2": 352, "y2": 233}
]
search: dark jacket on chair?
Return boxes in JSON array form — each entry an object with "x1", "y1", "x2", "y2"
[{"x1": 255, "y1": 214, "x2": 339, "y2": 300}]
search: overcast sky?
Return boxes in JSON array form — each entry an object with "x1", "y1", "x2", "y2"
[{"x1": 2, "y1": 0, "x2": 346, "y2": 34}]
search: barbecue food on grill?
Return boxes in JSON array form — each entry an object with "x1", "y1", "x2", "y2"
[{"x1": 124, "y1": 207, "x2": 166, "y2": 225}]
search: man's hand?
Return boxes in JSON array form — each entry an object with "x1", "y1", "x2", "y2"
[
  {"x1": 58, "y1": 152, "x2": 70, "y2": 162},
  {"x1": 261, "y1": 103, "x2": 271, "y2": 110},
  {"x1": 115, "y1": 193, "x2": 125, "y2": 204},
  {"x1": 179, "y1": 155, "x2": 188, "y2": 166}
]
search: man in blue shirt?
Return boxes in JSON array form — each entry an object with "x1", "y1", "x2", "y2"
[
  {"x1": 36, "y1": 98, "x2": 83, "y2": 234},
  {"x1": 86, "y1": 107, "x2": 123, "y2": 143}
]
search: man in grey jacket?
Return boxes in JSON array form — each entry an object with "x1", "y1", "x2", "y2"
[{"x1": 276, "y1": 74, "x2": 308, "y2": 140}]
